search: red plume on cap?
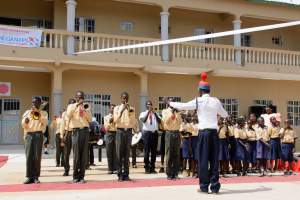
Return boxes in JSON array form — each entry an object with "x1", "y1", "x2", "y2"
[{"x1": 198, "y1": 72, "x2": 210, "y2": 90}]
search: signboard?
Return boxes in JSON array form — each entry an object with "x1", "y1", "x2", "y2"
[
  {"x1": 0, "y1": 25, "x2": 42, "y2": 48},
  {"x1": 0, "y1": 82, "x2": 11, "y2": 96}
]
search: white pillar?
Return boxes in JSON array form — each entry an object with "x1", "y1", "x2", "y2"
[
  {"x1": 160, "y1": 11, "x2": 169, "y2": 62},
  {"x1": 51, "y1": 70, "x2": 63, "y2": 117},
  {"x1": 66, "y1": 0, "x2": 77, "y2": 54},
  {"x1": 233, "y1": 18, "x2": 242, "y2": 65}
]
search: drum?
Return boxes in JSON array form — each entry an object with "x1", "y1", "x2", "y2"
[{"x1": 131, "y1": 132, "x2": 142, "y2": 146}]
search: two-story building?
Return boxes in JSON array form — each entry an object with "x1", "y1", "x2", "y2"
[{"x1": 1, "y1": 0, "x2": 300, "y2": 148}]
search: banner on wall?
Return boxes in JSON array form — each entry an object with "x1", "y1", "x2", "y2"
[
  {"x1": 0, "y1": 25, "x2": 42, "y2": 48},
  {"x1": 0, "y1": 82, "x2": 11, "y2": 96}
]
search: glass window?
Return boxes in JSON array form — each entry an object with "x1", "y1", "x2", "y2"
[
  {"x1": 287, "y1": 101, "x2": 300, "y2": 126},
  {"x1": 219, "y1": 98, "x2": 239, "y2": 121}
]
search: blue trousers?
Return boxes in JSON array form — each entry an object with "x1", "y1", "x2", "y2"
[{"x1": 197, "y1": 129, "x2": 220, "y2": 192}]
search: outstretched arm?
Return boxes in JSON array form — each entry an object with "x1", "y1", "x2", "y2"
[{"x1": 169, "y1": 98, "x2": 197, "y2": 111}]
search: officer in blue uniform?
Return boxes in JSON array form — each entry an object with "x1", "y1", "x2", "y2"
[{"x1": 169, "y1": 72, "x2": 228, "y2": 194}]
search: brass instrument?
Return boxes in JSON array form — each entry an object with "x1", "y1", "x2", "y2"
[{"x1": 30, "y1": 110, "x2": 41, "y2": 120}]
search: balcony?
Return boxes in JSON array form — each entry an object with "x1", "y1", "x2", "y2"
[{"x1": 1, "y1": 28, "x2": 300, "y2": 78}]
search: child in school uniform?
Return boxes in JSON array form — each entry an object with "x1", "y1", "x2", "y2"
[
  {"x1": 190, "y1": 116, "x2": 199, "y2": 178},
  {"x1": 256, "y1": 117, "x2": 271, "y2": 177},
  {"x1": 180, "y1": 114, "x2": 192, "y2": 177},
  {"x1": 234, "y1": 116, "x2": 249, "y2": 176},
  {"x1": 268, "y1": 116, "x2": 282, "y2": 172},
  {"x1": 281, "y1": 120, "x2": 297, "y2": 175},
  {"x1": 246, "y1": 119, "x2": 257, "y2": 173},
  {"x1": 226, "y1": 116, "x2": 236, "y2": 174},
  {"x1": 218, "y1": 117, "x2": 230, "y2": 177}
]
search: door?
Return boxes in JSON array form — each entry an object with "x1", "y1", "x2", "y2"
[{"x1": 0, "y1": 98, "x2": 20, "y2": 144}]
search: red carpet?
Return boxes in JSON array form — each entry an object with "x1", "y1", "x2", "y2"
[
  {"x1": 0, "y1": 175, "x2": 300, "y2": 193},
  {"x1": 0, "y1": 156, "x2": 8, "y2": 168}
]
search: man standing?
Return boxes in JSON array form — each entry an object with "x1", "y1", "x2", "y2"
[
  {"x1": 169, "y1": 72, "x2": 228, "y2": 194},
  {"x1": 54, "y1": 113, "x2": 65, "y2": 167},
  {"x1": 139, "y1": 100, "x2": 161, "y2": 174},
  {"x1": 62, "y1": 98, "x2": 76, "y2": 176},
  {"x1": 67, "y1": 91, "x2": 92, "y2": 183},
  {"x1": 162, "y1": 98, "x2": 182, "y2": 180},
  {"x1": 113, "y1": 92, "x2": 136, "y2": 181},
  {"x1": 21, "y1": 97, "x2": 48, "y2": 184},
  {"x1": 104, "y1": 104, "x2": 117, "y2": 174}
]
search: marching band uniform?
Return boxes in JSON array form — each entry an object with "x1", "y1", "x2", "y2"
[
  {"x1": 162, "y1": 107, "x2": 182, "y2": 179},
  {"x1": 104, "y1": 113, "x2": 117, "y2": 174},
  {"x1": 170, "y1": 72, "x2": 228, "y2": 193},
  {"x1": 55, "y1": 116, "x2": 65, "y2": 167},
  {"x1": 67, "y1": 102, "x2": 92, "y2": 182},
  {"x1": 21, "y1": 106, "x2": 48, "y2": 184},
  {"x1": 139, "y1": 109, "x2": 161, "y2": 173},
  {"x1": 61, "y1": 110, "x2": 72, "y2": 176},
  {"x1": 113, "y1": 103, "x2": 136, "y2": 181}
]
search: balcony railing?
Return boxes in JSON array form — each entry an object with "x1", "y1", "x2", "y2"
[{"x1": 41, "y1": 29, "x2": 300, "y2": 67}]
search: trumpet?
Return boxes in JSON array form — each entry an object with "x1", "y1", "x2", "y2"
[
  {"x1": 76, "y1": 101, "x2": 89, "y2": 109},
  {"x1": 30, "y1": 110, "x2": 41, "y2": 120}
]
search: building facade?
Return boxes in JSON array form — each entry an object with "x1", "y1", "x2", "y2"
[{"x1": 1, "y1": 0, "x2": 300, "y2": 149}]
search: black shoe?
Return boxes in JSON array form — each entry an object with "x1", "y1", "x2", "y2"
[
  {"x1": 159, "y1": 167, "x2": 165, "y2": 173},
  {"x1": 289, "y1": 171, "x2": 293, "y2": 175},
  {"x1": 90, "y1": 163, "x2": 96, "y2": 166},
  {"x1": 108, "y1": 171, "x2": 114, "y2": 174},
  {"x1": 73, "y1": 179, "x2": 79, "y2": 183},
  {"x1": 150, "y1": 170, "x2": 158, "y2": 174},
  {"x1": 118, "y1": 176, "x2": 124, "y2": 182},
  {"x1": 210, "y1": 190, "x2": 220, "y2": 195},
  {"x1": 123, "y1": 176, "x2": 131, "y2": 181},
  {"x1": 34, "y1": 178, "x2": 40, "y2": 184},
  {"x1": 79, "y1": 179, "x2": 86, "y2": 184},
  {"x1": 63, "y1": 172, "x2": 69, "y2": 176},
  {"x1": 61, "y1": 163, "x2": 65, "y2": 167},
  {"x1": 44, "y1": 151, "x2": 49, "y2": 155},
  {"x1": 167, "y1": 176, "x2": 173, "y2": 180},
  {"x1": 132, "y1": 164, "x2": 137, "y2": 168},
  {"x1": 56, "y1": 164, "x2": 60, "y2": 167},
  {"x1": 197, "y1": 189, "x2": 209, "y2": 194},
  {"x1": 145, "y1": 169, "x2": 151, "y2": 174},
  {"x1": 23, "y1": 178, "x2": 34, "y2": 184},
  {"x1": 173, "y1": 175, "x2": 179, "y2": 180}
]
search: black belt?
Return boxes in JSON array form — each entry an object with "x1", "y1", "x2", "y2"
[
  {"x1": 143, "y1": 130, "x2": 158, "y2": 133},
  {"x1": 73, "y1": 127, "x2": 89, "y2": 130},
  {"x1": 166, "y1": 130, "x2": 179, "y2": 133},
  {"x1": 199, "y1": 128, "x2": 217, "y2": 131},
  {"x1": 27, "y1": 131, "x2": 42, "y2": 134},
  {"x1": 117, "y1": 128, "x2": 132, "y2": 131}
]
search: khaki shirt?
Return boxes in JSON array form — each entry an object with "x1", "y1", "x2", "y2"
[
  {"x1": 191, "y1": 123, "x2": 199, "y2": 136},
  {"x1": 281, "y1": 128, "x2": 297, "y2": 143},
  {"x1": 113, "y1": 104, "x2": 136, "y2": 129},
  {"x1": 66, "y1": 103, "x2": 93, "y2": 129},
  {"x1": 234, "y1": 127, "x2": 247, "y2": 140},
  {"x1": 180, "y1": 123, "x2": 192, "y2": 138},
  {"x1": 246, "y1": 128, "x2": 257, "y2": 141},
  {"x1": 162, "y1": 108, "x2": 182, "y2": 131},
  {"x1": 218, "y1": 126, "x2": 228, "y2": 139},
  {"x1": 228, "y1": 125, "x2": 235, "y2": 137},
  {"x1": 256, "y1": 126, "x2": 270, "y2": 142},
  {"x1": 56, "y1": 117, "x2": 64, "y2": 135},
  {"x1": 268, "y1": 126, "x2": 281, "y2": 138},
  {"x1": 22, "y1": 109, "x2": 48, "y2": 134},
  {"x1": 104, "y1": 113, "x2": 116, "y2": 132}
]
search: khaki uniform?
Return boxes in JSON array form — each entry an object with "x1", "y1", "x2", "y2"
[
  {"x1": 66, "y1": 103, "x2": 92, "y2": 180},
  {"x1": 113, "y1": 104, "x2": 136, "y2": 178},
  {"x1": 54, "y1": 117, "x2": 65, "y2": 166},
  {"x1": 21, "y1": 109, "x2": 48, "y2": 180},
  {"x1": 281, "y1": 129, "x2": 297, "y2": 144},
  {"x1": 104, "y1": 113, "x2": 117, "y2": 172},
  {"x1": 162, "y1": 108, "x2": 182, "y2": 178},
  {"x1": 218, "y1": 126, "x2": 228, "y2": 139}
]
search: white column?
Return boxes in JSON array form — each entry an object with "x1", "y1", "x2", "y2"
[
  {"x1": 66, "y1": 0, "x2": 77, "y2": 55},
  {"x1": 160, "y1": 11, "x2": 169, "y2": 62},
  {"x1": 233, "y1": 18, "x2": 242, "y2": 65},
  {"x1": 51, "y1": 70, "x2": 63, "y2": 117}
]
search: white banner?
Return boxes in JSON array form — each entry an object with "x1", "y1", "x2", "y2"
[
  {"x1": 0, "y1": 25, "x2": 42, "y2": 48},
  {"x1": 0, "y1": 82, "x2": 11, "y2": 97}
]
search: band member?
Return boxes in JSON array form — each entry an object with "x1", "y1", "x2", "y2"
[
  {"x1": 226, "y1": 116, "x2": 236, "y2": 174},
  {"x1": 131, "y1": 118, "x2": 140, "y2": 168},
  {"x1": 268, "y1": 116, "x2": 281, "y2": 172},
  {"x1": 280, "y1": 120, "x2": 297, "y2": 175},
  {"x1": 139, "y1": 100, "x2": 161, "y2": 174},
  {"x1": 62, "y1": 98, "x2": 76, "y2": 176},
  {"x1": 113, "y1": 92, "x2": 136, "y2": 181},
  {"x1": 246, "y1": 117, "x2": 257, "y2": 173},
  {"x1": 86, "y1": 118, "x2": 100, "y2": 169},
  {"x1": 256, "y1": 117, "x2": 271, "y2": 177},
  {"x1": 218, "y1": 117, "x2": 230, "y2": 177},
  {"x1": 179, "y1": 114, "x2": 192, "y2": 177},
  {"x1": 234, "y1": 116, "x2": 249, "y2": 176},
  {"x1": 190, "y1": 116, "x2": 199, "y2": 178},
  {"x1": 169, "y1": 72, "x2": 228, "y2": 194},
  {"x1": 21, "y1": 96, "x2": 48, "y2": 184},
  {"x1": 104, "y1": 104, "x2": 117, "y2": 174},
  {"x1": 162, "y1": 98, "x2": 182, "y2": 180},
  {"x1": 67, "y1": 91, "x2": 92, "y2": 183},
  {"x1": 54, "y1": 113, "x2": 65, "y2": 167}
]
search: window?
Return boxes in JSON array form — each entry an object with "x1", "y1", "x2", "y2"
[
  {"x1": 287, "y1": 101, "x2": 300, "y2": 126},
  {"x1": 3, "y1": 99, "x2": 20, "y2": 111},
  {"x1": 84, "y1": 94, "x2": 111, "y2": 124},
  {"x1": 120, "y1": 21, "x2": 134, "y2": 32},
  {"x1": 272, "y1": 36, "x2": 283, "y2": 46},
  {"x1": 242, "y1": 34, "x2": 251, "y2": 47},
  {"x1": 158, "y1": 96, "x2": 181, "y2": 111},
  {"x1": 253, "y1": 99, "x2": 273, "y2": 106},
  {"x1": 194, "y1": 28, "x2": 214, "y2": 44},
  {"x1": 21, "y1": 19, "x2": 52, "y2": 29},
  {"x1": 75, "y1": 17, "x2": 95, "y2": 33},
  {"x1": 219, "y1": 98, "x2": 239, "y2": 121}
]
